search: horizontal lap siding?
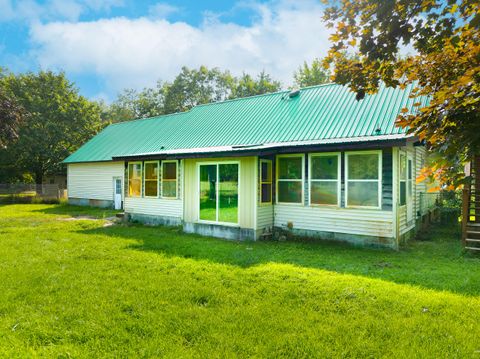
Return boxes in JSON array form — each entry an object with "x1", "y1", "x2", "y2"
[
  {"x1": 124, "y1": 197, "x2": 183, "y2": 218},
  {"x1": 257, "y1": 205, "x2": 274, "y2": 230},
  {"x1": 415, "y1": 146, "x2": 427, "y2": 215},
  {"x1": 274, "y1": 205, "x2": 394, "y2": 238},
  {"x1": 67, "y1": 162, "x2": 124, "y2": 200}
]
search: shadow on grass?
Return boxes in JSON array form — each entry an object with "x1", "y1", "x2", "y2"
[
  {"x1": 79, "y1": 222, "x2": 480, "y2": 297},
  {"x1": 32, "y1": 204, "x2": 119, "y2": 218}
]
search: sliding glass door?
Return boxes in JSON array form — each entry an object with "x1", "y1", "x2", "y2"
[{"x1": 199, "y1": 163, "x2": 239, "y2": 224}]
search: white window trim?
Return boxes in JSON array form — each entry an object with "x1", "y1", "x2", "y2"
[
  {"x1": 161, "y1": 160, "x2": 178, "y2": 199},
  {"x1": 127, "y1": 161, "x2": 143, "y2": 198},
  {"x1": 399, "y1": 151, "x2": 407, "y2": 207},
  {"x1": 143, "y1": 160, "x2": 160, "y2": 198},
  {"x1": 196, "y1": 161, "x2": 240, "y2": 226},
  {"x1": 407, "y1": 156, "x2": 413, "y2": 198},
  {"x1": 308, "y1": 152, "x2": 341, "y2": 207},
  {"x1": 345, "y1": 150, "x2": 382, "y2": 209},
  {"x1": 276, "y1": 154, "x2": 305, "y2": 205},
  {"x1": 259, "y1": 159, "x2": 273, "y2": 205}
]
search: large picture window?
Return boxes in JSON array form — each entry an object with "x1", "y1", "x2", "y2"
[
  {"x1": 309, "y1": 153, "x2": 340, "y2": 206},
  {"x1": 144, "y1": 161, "x2": 159, "y2": 197},
  {"x1": 162, "y1": 161, "x2": 178, "y2": 198},
  {"x1": 346, "y1": 151, "x2": 381, "y2": 208},
  {"x1": 277, "y1": 155, "x2": 304, "y2": 204},
  {"x1": 128, "y1": 162, "x2": 142, "y2": 197},
  {"x1": 260, "y1": 159, "x2": 272, "y2": 204}
]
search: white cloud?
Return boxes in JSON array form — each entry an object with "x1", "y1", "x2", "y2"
[
  {"x1": 29, "y1": 0, "x2": 331, "y2": 99},
  {"x1": 148, "y1": 2, "x2": 180, "y2": 19}
]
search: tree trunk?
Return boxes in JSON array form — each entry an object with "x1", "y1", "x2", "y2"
[{"x1": 35, "y1": 171, "x2": 43, "y2": 185}]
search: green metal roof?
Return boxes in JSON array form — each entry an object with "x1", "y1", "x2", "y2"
[{"x1": 64, "y1": 83, "x2": 428, "y2": 163}]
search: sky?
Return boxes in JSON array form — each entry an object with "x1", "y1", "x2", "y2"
[{"x1": 0, "y1": 0, "x2": 332, "y2": 102}]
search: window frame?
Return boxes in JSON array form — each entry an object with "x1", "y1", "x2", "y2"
[
  {"x1": 259, "y1": 159, "x2": 273, "y2": 205},
  {"x1": 308, "y1": 152, "x2": 341, "y2": 207},
  {"x1": 276, "y1": 154, "x2": 305, "y2": 205},
  {"x1": 407, "y1": 157, "x2": 413, "y2": 199},
  {"x1": 196, "y1": 160, "x2": 241, "y2": 226},
  {"x1": 161, "y1": 160, "x2": 178, "y2": 199},
  {"x1": 143, "y1": 160, "x2": 159, "y2": 198},
  {"x1": 399, "y1": 151, "x2": 407, "y2": 206},
  {"x1": 127, "y1": 161, "x2": 143, "y2": 198},
  {"x1": 345, "y1": 150, "x2": 382, "y2": 209}
]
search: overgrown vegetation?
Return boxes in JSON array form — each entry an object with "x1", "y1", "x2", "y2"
[{"x1": 0, "y1": 204, "x2": 479, "y2": 357}]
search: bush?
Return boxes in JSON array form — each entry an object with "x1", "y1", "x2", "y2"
[{"x1": 0, "y1": 195, "x2": 60, "y2": 205}]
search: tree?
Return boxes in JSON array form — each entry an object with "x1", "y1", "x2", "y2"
[
  {"x1": 163, "y1": 66, "x2": 236, "y2": 114},
  {"x1": 0, "y1": 90, "x2": 26, "y2": 149},
  {"x1": 105, "y1": 83, "x2": 166, "y2": 123},
  {"x1": 322, "y1": 0, "x2": 480, "y2": 186},
  {"x1": 0, "y1": 70, "x2": 103, "y2": 184},
  {"x1": 293, "y1": 59, "x2": 330, "y2": 88},
  {"x1": 231, "y1": 71, "x2": 281, "y2": 99}
]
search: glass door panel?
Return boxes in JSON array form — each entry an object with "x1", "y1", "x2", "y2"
[
  {"x1": 218, "y1": 164, "x2": 239, "y2": 223},
  {"x1": 199, "y1": 165, "x2": 217, "y2": 221}
]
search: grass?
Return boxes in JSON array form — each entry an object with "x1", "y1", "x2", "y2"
[{"x1": 0, "y1": 204, "x2": 480, "y2": 357}]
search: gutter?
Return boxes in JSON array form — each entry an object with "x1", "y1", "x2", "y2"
[{"x1": 111, "y1": 134, "x2": 412, "y2": 161}]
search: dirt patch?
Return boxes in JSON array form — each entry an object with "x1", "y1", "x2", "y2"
[{"x1": 58, "y1": 216, "x2": 119, "y2": 227}]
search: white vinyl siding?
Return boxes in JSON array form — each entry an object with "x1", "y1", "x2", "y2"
[
  {"x1": 398, "y1": 144, "x2": 417, "y2": 235},
  {"x1": 274, "y1": 205, "x2": 394, "y2": 238},
  {"x1": 67, "y1": 162, "x2": 124, "y2": 200},
  {"x1": 257, "y1": 204, "x2": 274, "y2": 230},
  {"x1": 124, "y1": 197, "x2": 183, "y2": 218}
]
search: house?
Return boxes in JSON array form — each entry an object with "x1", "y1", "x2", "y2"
[{"x1": 63, "y1": 83, "x2": 433, "y2": 248}]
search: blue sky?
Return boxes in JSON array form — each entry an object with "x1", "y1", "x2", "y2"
[{"x1": 0, "y1": 0, "x2": 331, "y2": 101}]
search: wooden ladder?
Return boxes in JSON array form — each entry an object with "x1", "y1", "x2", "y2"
[{"x1": 462, "y1": 156, "x2": 480, "y2": 252}]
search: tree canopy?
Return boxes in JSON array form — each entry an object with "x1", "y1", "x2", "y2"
[
  {"x1": 293, "y1": 59, "x2": 330, "y2": 88},
  {"x1": 322, "y1": 0, "x2": 480, "y2": 186},
  {"x1": 0, "y1": 71, "x2": 103, "y2": 183},
  {"x1": 105, "y1": 66, "x2": 281, "y2": 122},
  {"x1": 0, "y1": 90, "x2": 26, "y2": 150}
]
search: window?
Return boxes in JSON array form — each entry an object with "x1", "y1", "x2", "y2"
[
  {"x1": 399, "y1": 153, "x2": 407, "y2": 206},
  {"x1": 407, "y1": 158, "x2": 413, "y2": 199},
  {"x1": 199, "y1": 163, "x2": 239, "y2": 224},
  {"x1": 144, "y1": 161, "x2": 159, "y2": 197},
  {"x1": 128, "y1": 162, "x2": 142, "y2": 197},
  {"x1": 346, "y1": 151, "x2": 381, "y2": 208},
  {"x1": 260, "y1": 159, "x2": 272, "y2": 204},
  {"x1": 162, "y1": 161, "x2": 177, "y2": 198},
  {"x1": 309, "y1": 153, "x2": 340, "y2": 206},
  {"x1": 277, "y1": 155, "x2": 304, "y2": 204}
]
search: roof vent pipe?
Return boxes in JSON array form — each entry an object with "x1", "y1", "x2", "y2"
[{"x1": 288, "y1": 89, "x2": 300, "y2": 98}]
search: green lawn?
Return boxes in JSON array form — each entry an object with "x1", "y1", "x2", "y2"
[{"x1": 1, "y1": 204, "x2": 479, "y2": 357}]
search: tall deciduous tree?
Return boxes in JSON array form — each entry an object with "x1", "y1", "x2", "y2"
[
  {"x1": 106, "y1": 66, "x2": 282, "y2": 121},
  {"x1": 231, "y1": 71, "x2": 281, "y2": 99},
  {"x1": 293, "y1": 59, "x2": 330, "y2": 88},
  {"x1": 163, "y1": 66, "x2": 236, "y2": 114},
  {"x1": 0, "y1": 90, "x2": 26, "y2": 149},
  {"x1": 322, "y1": 0, "x2": 480, "y2": 185},
  {"x1": 0, "y1": 70, "x2": 103, "y2": 183}
]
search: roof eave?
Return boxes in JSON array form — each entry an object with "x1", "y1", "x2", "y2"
[{"x1": 110, "y1": 134, "x2": 413, "y2": 161}]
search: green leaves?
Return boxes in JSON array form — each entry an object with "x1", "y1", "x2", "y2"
[
  {"x1": 106, "y1": 66, "x2": 281, "y2": 121},
  {"x1": 323, "y1": 0, "x2": 480, "y2": 186},
  {"x1": 0, "y1": 70, "x2": 103, "y2": 183},
  {"x1": 293, "y1": 59, "x2": 330, "y2": 88}
]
